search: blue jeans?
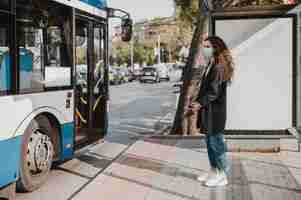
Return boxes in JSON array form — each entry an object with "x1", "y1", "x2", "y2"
[{"x1": 206, "y1": 133, "x2": 230, "y2": 175}]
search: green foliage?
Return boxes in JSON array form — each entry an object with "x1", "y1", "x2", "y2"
[
  {"x1": 175, "y1": 0, "x2": 198, "y2": 28},
  {"x1": 174, "y1": 0, "x2": 286, "y2": 44},
  {"x1": 174, "y1": 0, "x2": 199, "y2": 46},
  {"x1": 112, "y1": 41, "x2": 155, "y2": 66},
  {"x1": 175, "y1": 0, "x2": 286, "y2": 27}
]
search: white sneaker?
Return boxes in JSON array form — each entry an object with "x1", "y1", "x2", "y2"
[
  {"x1": 197, "y1": 173, "x2": 209, "y2": 182},
  {"x1": 197, "y1": 169, "x2": 215, "y2": 182},
  {"x1": 205, "y1": 171, "x2": 228, "y2": 187}
]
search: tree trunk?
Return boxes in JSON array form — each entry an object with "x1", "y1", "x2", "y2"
[{"x1": 171, "y1": 1, "x2": 208, "y2": 135}]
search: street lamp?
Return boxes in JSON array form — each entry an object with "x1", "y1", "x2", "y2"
[
  {"x1": 106, "y1": 7, "x2": 133, "y2": 42},
  {"x1": 130, "y1": 33, "x2": 136, "y2": 72},
  {"x1": 107, "y1": 7, "x2": 131, "y2": 19},
  {"x1": 201, "y1": 0, "x2": 214, "y2": 35},
  {"x1": 201, "y1": 0, "x2": 213, "y2": 13}
]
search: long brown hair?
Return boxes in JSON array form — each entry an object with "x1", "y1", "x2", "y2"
[{"x1": 205, "y1": 36, "x2": 234, "y2": 82}]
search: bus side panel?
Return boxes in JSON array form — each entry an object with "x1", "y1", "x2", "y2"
[
  {"x1": 0, "y1": 90, "x2": 74, "y2": 167},
  {"x1": 11, "y1": 91, "x2": 74, "y2": 138},
  {"x1": 61, "y1": 122, "x2": 74, "y2": 160},
  {"x1": 14, "y1": 107, "x2": 76, "y2": 161},
  {"x1": 13, "y1": 91, "x2": 75, "y2": 161},
  {"x1": 0, "y1": 90, "x2": 75, "y2": 187},
  {"x1": 0, "y1": 136, "x2": 22, "y2": 188}
]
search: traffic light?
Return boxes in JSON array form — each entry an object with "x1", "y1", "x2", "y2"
[{"x1": 160, "y1": 47, "x2": 169, "y2": 63}]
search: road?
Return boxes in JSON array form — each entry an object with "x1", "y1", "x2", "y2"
[
  {"x1": 16, "y1": 72, "x2": 180, "y2": 200},
  {"x1": 107, "y1": 81, "x2": 177, "y2": 144}
]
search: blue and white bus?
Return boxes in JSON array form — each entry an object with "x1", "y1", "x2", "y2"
[{"x1": 0, "y1": 0, "x2": 132, "y2": 192}]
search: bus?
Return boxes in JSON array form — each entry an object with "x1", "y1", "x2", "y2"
[{"x1": 0, "y1": 0, "x2": 132, "y2": 193}]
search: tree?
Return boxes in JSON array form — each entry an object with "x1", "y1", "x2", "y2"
[
  {"x1": 171, "y1": 0, "x2": 287, "y2": 136},
  {"x1": 112, "y1": 39, "x2": 156, "y2": 67},
  {"x1": 171, "y1": 0, "x2": 209, "y2": 136}
]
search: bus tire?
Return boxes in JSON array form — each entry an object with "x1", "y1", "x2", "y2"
[{"x1": 17, "y1": 115, "x2": 55, "y2": 192}]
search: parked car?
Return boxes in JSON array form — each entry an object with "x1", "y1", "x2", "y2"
[
  {"x1": 109, "y1": 66, "x2": 121, "y2": 85},
  {"x1": 117, "y1": 67, "x2": 129, "y2": 83},
  {"x1": 156, "y1": 64, "x2": 170, "y2": 81},
  {"x1": 140, "y1": 66, "x2": 159, "y2": 83},
  {"x1": 128, "y1": 70, "x2": 135, "y2": 82},
  {"x1": 132, "y1": 68, "x2": 142, "y2": 80},
  {"x1": 166, "y1": 62, "x2": 175, "y2": 73}
]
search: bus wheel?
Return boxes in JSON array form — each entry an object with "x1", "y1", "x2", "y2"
[{"x1": 17, "y1": 116, "x2": 54, "y2": 192}]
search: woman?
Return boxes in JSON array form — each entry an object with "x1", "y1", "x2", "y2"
[{"x1": 190, "y1": 36, "x2": 234, "y2": 187}]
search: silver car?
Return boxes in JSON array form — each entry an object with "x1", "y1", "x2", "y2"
[{"x1": 140, "y1": 67, "x2": 159, "y2": 83}]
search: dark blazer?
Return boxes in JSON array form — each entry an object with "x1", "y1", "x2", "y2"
[{"x1": 197, "y1": 63, "x2": 228, "y2": 134}]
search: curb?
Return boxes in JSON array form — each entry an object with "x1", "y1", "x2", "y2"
[
  {"x1": 149, "y1": 130, "x2": 291, "y2": 153},
  {"x1": 227, "y1": 147, "x2": 281, "y2": 153},
  {"x1": 150, "y1": 134, "x2": 205, "y2": 140}
]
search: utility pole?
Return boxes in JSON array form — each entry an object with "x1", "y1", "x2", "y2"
[
  {"x1": 157, "y1": 34, "x2": 161, "y2": 64},
  {"x1": 130, "y1": 36, "x2": 134, "y2": 71}
]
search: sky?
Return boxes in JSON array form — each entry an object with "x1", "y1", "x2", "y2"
[
  {"x1": 108, "y1": 0, "x2": 175, "y2": 22},
  {"x1": 108, "y1": 0, "x2": 175, "y2": 35}
]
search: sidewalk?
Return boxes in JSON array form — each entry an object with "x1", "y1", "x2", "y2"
[{"x1": 72, "y1": 137, "x2": 301, "y2": 200}]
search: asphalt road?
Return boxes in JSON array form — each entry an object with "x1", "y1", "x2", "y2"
[
  {"x1": 16, "y1": 71, "x2": 180, "y2": 200},
  {"x1": 107, "y1": 80, "x2": 178, "y2": 144}
]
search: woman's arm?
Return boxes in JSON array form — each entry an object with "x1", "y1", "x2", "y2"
[{"x1": 197, "y1": 66, "x2": 224, "y2": 107}]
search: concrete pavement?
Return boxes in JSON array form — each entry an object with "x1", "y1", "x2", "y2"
[
  {"x1": 15, "y1": 80, "x2": 178, "y2": 200},
  {"x1": 12, "y1": 77, "x2": 301, "y2": 200},
  {"x1": 70, "y1": 137, "x2": 301, "y2": 200}
]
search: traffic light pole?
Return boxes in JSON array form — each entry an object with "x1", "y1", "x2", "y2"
[
  {"x1": 157, "y1": 34, "x2": 161, "y2": 64},
  {"x1": 131, "y1": 37, "x2": 134, "y2": 72}
]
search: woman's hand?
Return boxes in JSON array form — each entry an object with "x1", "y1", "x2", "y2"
[{"x1": 189, "y1": 102, "x2": 202, "y2": 112}]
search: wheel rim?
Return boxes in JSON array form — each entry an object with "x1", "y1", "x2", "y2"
[{"x1": 26, "y1": 130, "x2": 53, "y2": 175}]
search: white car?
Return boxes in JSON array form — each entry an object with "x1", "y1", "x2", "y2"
[
  {"x1": 156, "y1": 64, "x2": 170, "y2": 81},
  {"x1": 140, "y1": 67, "x2": 159, "y2": 83}
]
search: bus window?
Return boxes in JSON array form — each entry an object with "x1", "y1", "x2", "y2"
[
  {"x1": 76, "y1": 23, "x2": 88, "y2": 90},
  {"x1": 44, "y1": 9, "x2": 73, "y2": 88},
  {"x1": 0, "y1": 13, "x2": 10, "y2": 92},
  {"x1": 91, "y1": 25, "x2": 106, "y2": 134},
  {"x1": 17, "y1": 0, "x2": 45, "y2": 92},
  {"x1": 93, "y1": 26, "x2": 105, "y2": 94},
  {"x1": 16, "y1": 0, "x2": 73, "y2": 91}
]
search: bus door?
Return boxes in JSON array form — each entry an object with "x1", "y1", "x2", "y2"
[{"x1": 75, "y1": 17, "x2": 107, "y2": 147}]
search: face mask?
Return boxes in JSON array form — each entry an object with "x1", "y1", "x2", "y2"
[{"x1": 203, "y1": 47, "x2": 214, "y2": 60}]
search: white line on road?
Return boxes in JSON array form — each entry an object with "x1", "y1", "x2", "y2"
[
  {"x1": 157, "y1": 119, "x2": 173, "y2": 123},
  {"x1": 162, "y1": 101, "x2": 173, "y2": 107},
  {"x1": 119, "y1": 124, "x2": 156, "y2": 132},
  {"x1": 110, "y1": 128, "x2": 141, "y2": 135}
]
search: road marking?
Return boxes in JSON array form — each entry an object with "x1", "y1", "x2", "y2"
[
  {"x1": 162, "y1": 101, "x2": 172, "y2": 107},
  {"x1": 157, "y1": 119, "x2": 173, "y2": 123},
  {"x1": 120, "y1": 124, "x2": 156, "y2": 132},
  {"x1": 110, "y1": 128, "x2": 141, "y2": 135}
]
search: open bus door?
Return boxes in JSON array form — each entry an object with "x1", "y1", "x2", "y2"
[{"x1": 74, "y1": 16, "x2": 108, "y2": 148}]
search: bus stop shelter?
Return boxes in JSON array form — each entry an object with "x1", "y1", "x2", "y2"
[{"x1": 206, "y1": 4, "x2": 301, "y2": 151}]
